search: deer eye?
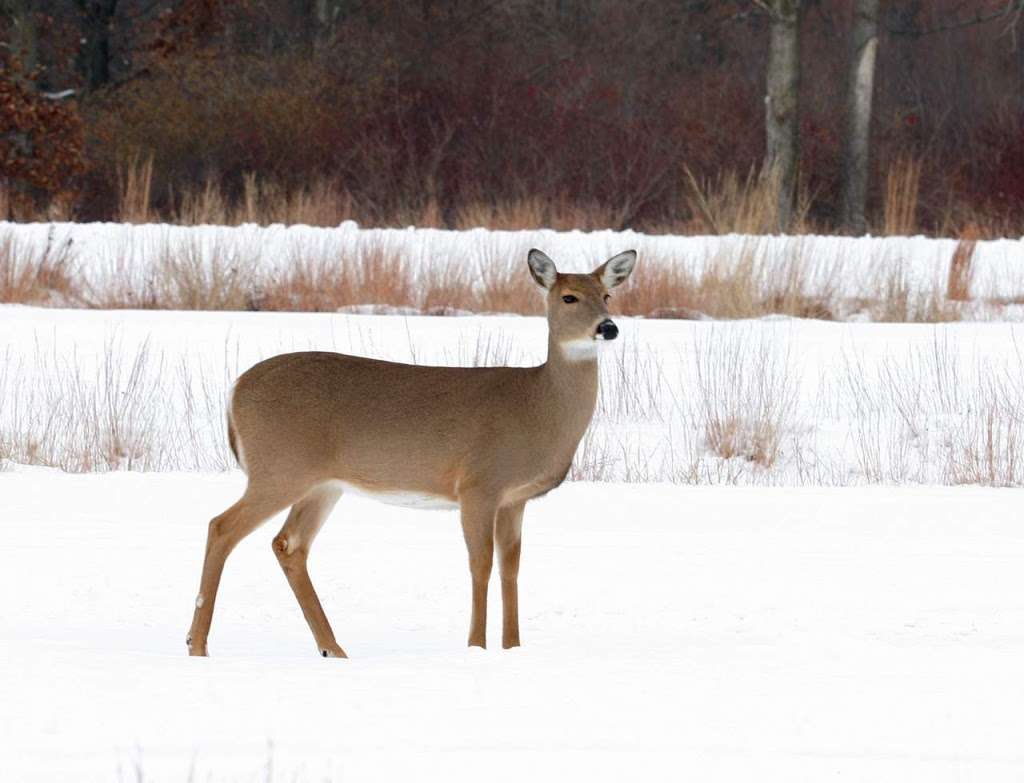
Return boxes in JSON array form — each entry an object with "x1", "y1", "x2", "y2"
[
  {"x1": 603, "y1": 294, "x2": 610, "y2": 302},
  {"x1": 562, "y1": 295, "x2": 578, "y2": 304}
]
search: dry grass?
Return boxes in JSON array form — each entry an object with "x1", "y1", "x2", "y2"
[
  {"x1": 619, "y1": 238, "x2": 838, "y2": 321},
  {"x1": 0, "y1": 228, "x2": 79, "y2": 306},
  {"x1": 870, "y1": 269, "x2": 961, "y2": 323},
  {"x1": 0, "y1": 224, "x2": 983, "y2": 323},
  {"x1": 117, "y1": 155, "x2": 155, "y2": 224},
  {"x1": 690, "y1": 329, "x2": 798, "y2": 469},
  {"x1": 0, "y1": 339, "x2": 228, "y2": 472},
  {"x1": 841, "y1": 335, "x2": 1024, "y2": 486},
  {"x1": 455, "y1": 195, "x2": 629, "y2": 232},
  {"x1": 683, "y1": 165, "x2": 814, "y2": 236},
  {"x1": 882, "y1": 156, "x2": 922, "y2": 236},
  {"x1": 166, "y1": 174, "x2": 361, "y2": 228},
  {"x1": 946, "y1": 406, "x2": 1024, "y2": 486},
  {"x1": 947, "y1": 226, "x2": 977, "y2": 301},
  {"x1": 86, "y1": 234, "x2": 262, "y2": 311},
  {"x1": 0, "y1": 219, "x2": 990, "y2": 324},
  {"x1": 5, "y1": 316, "x2": 1024, "y2": 489},
  {"x1": 29, "y1": 154, "x2": 1024, "y2": 240}
]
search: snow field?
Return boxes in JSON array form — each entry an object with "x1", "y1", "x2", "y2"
[
  {"x1": 3, "y1": 470, "x2": 1024, "y2": 781},
  {"x1": 5, "y1": 221, "x2": 1024, "y2": 780},
  {"x1": 3, "y1": 305, "x2": 1024, "y2": 486}
]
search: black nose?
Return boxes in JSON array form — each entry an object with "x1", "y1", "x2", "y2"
[{"x1": 596, "y1": 319, "x2": 618, "y2": 340}]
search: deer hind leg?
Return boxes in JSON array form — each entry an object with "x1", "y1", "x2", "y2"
[
  {"x1": 272, "y1": 482, "x2": 346, "y2": 658},
  {"x1": 187, "y1": 482, "x2": 303, "y2": 657},
  {"x1": 495, "y1": 502, "x2": 525, "y2": 649},
  {"x1": 460, "y1": 493, "x2": 498, "y2": 649}
]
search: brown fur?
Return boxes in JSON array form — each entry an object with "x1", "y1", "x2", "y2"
[{"x1": 186, "y1": 249, "x2": 637, "y2": 657}]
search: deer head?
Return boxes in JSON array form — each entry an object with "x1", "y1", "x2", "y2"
[{"x1": 527, "y1": 249, "x2": 637, "y2": 360}]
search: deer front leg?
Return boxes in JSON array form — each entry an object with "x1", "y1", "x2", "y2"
[
  {"x1": 495, "y1": 502, "x2": 525, "y2": 649},
  {"x1": 459, "y1": 494, "x2": 497, "y2": 649}
]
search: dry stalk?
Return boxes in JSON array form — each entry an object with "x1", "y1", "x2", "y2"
[
  {"x1": 883, "y1": 156, "x2": 922, "y2": 236},
  {"x1": 117, "y1": 154, "x2": 155, "y2": 224},
  {"x1": 691, "y1": 329, "x2": 798, "y2": 469},
  {"x1": 0, "y1": 228, "x2": 80, "y2": 306},
  {"x1": 947, "y1": 224, "x2": 977, "y2": 301}
]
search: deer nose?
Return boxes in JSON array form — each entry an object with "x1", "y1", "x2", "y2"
[{"x1": 596, "y1": 319, "x2": 618, "y2": 340}]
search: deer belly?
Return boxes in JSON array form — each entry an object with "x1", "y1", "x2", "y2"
[{"x1": 334, "y1": 481, "x2": 459, "y2": 510}]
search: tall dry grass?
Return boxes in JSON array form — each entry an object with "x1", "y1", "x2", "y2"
[
  {"x1": 0, "y1": 228, "x2": 79, "y2": 306},
  {"x1": 5, "y1": 317, "x2": 1024, "y2": 488},
  {"x1": 947, "y1": 226, "x2": 977, "y2": 301},
  {"x1": 841, "y1": 335, "x2": 1024, "y2": 486},
  {"x1": 690, "y1": 329, "x2": 799, "y2": 469},
  {"x1": 0, "y1": 211, "x2": 994, "y2": 324},
  {"x1": 682, "y1": 165, "x2": 814, "y2": 235},
  {"x1": 117, "y1": 155, "x2": 155, "y2": 224},
  {"x1": 0, "y1": 339, "x2": 231, "y2": 472},
  {"x1": 617, "y1": 238, "x2": 838, "y2": 321},
  {"x1": 882, "y1": 156, "x2": 923, "y2": 236}
]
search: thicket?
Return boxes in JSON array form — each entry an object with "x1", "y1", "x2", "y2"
[{"x1": 2, "y1": 0, "x2": 1024, "y2": 235}]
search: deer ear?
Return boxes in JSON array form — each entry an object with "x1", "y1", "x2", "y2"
[
  {"x1": 527, "y1": 249, "x2": 558, "y2": 290},
  {"x1": 595, "y1": 250, "x2": 637, "y2": 289}
]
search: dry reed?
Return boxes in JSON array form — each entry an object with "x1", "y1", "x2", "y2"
[
  {"x1": 882, "y1": 156, "x2": 922, "y2": 236},
  {"x1": 117, "y1": 155, "x2": 155, "y2": 224},
  {"x1": 947, "y1": 225, "x2": 977, "y2": 301},
  {"x1": 0, "y1": 228, "x2": 79, "y2": 306}
]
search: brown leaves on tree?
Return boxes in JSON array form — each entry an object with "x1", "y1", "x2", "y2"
[{"x1": 0, "y1": 68, "x2": 87, "y2": 212}]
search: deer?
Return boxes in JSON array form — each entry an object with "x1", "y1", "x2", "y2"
[{"x1": 186, "y1": 248, "x2": 637, "y2": 658}]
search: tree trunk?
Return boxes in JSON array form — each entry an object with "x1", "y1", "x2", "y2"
[
  {"x1": 764, "y1": 0, "x2": 802, "y2": 233},
  {"x1": 840, "y1": 0, "x2": 881, "y2": 235},
  {"x1": 77, "y1": 0, "x2": 119, "y2": 90}
]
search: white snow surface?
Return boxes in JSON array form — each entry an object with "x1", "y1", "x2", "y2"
[
  {"x1": 5, "y1": 219, "x2": 1024, "y2": 302},
  {"x1": 3, "y1": 469, "x2": 1024, "y2": 781}
]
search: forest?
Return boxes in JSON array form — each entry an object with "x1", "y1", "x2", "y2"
[{"x1": 3, "y1": 1, "x2": 1024, "y2": 235}]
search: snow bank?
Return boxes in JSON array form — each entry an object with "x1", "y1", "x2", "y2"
[{"x1": 4, "y1": 220, "x2": 1024, "y2": 302}]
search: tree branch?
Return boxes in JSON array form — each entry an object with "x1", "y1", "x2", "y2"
[{"x1": 887, "y1": 0, "x2": 1024, "y2": 38}]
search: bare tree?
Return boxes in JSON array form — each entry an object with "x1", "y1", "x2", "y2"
[
  {"x1": 758, "y1": 0, "x2": 804, "y2": 232},
  {"x1": 840, "y1": 0, "x2": 880, "y2": 235}
]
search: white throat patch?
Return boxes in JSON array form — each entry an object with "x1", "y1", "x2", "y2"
[{"x1": 559, "y1": 338, "x2": 599, "y2": 362}]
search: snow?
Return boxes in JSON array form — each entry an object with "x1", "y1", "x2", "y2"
[
  {"x1": 2, "y1": 469, "x2": 1023, "y2": 781},
  {"x1": 6, "y1": 221, "x2": 1024, "y2": 779}
]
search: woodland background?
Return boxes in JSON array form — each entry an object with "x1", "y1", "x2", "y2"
[{"x1": 3, "y1": 0, "x2": 1024, "y2": 236}]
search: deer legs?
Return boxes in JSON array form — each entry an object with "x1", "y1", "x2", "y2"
[
  {"x1": 187, "y1": 483, "x2": 303, "y2": 656},
  {"x1": 272, "y1": 483, "x2": 346, "y2": 658},
  {"x1": 495, "y1": 502, "x2": 524, "y2": 649},
  {"x1": 192, "y1": 483, "x2": 527, "y2": 656},
  {"x1": 460, "y1": 496, "x2": 525, "y2": 649},
  {"x1": 460, "y1": 495, "x2": 495, "y2": 648}
]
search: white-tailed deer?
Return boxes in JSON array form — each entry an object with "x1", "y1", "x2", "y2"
[{"x1": 186, "y1": 248, "x2": 637, "y2": 657}]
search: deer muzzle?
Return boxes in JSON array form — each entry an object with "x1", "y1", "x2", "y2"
[{"x1": 596, "y1": 319, "x2": 618, "y2": 340}]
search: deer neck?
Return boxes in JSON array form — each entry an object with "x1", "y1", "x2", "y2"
[{"x1": 537, "y1": 331, "x2": 600, "y2": 434}]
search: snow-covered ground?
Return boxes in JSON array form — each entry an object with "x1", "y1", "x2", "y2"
[
  {"x1": 6, "y1": 222, "x2": 1024, "y2": 780},
  {"x1": 3, "y1": 469, "x2": 1024, "y2": 782}
]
